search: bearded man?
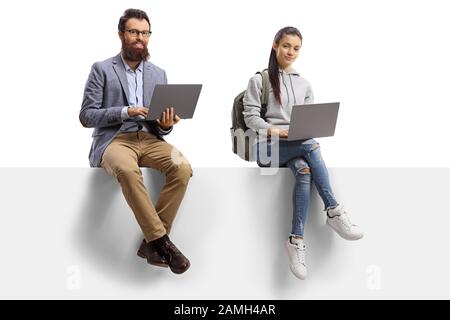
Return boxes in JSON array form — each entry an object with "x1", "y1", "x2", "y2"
[{"x1": 80, "y1": 8, "x2": 192, "y2": 274}]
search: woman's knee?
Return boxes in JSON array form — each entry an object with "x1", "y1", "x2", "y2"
[
  {"x1": 288, "y1": 158, "x2": 311, "y2": 175},
  {"x1": 307, "y1": 143, "x2": 322, "y2": 162}
]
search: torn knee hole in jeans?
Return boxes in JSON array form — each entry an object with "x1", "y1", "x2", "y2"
[
  {"x1": 289, "y1": 158, "x2": 310, "y2": 175},
  {"x1": 311, "y1": 143, "x2": 320, "y2": 151},
  {"x1": 294, "y1": 163, "x2": 310, "y2": 175},
  {"x1": 298, "y1": 167, "x2": 311, "y2": 175}
]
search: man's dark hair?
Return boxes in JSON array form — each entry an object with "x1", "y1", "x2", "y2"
[{"x1": 118, "y1": 8, "x2": 150, "y2": 32}]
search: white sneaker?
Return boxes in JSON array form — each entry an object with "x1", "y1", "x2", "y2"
[
  {"x1": 285, "y1": 238, "x2": 307, "y2": 280},
  {"x1": 326, "y1": 205, "x2": 364, "y2": 240}
]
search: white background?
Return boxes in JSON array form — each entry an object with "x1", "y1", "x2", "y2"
[
  {"x1": 0, "y1": 0, "x2": 449, "y2": 167},
  {"x1": 1, "y1": 0, "x2": 450, "y2": 300}
]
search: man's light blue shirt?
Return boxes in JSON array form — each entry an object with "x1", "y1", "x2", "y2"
[
  {"x1": 119, "y1": 55, "x2": 171, "y2": 135},
  {"x1": 119, "y1": 56, "x2": 148, "y2": 132}
]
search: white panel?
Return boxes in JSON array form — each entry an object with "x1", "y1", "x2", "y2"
[{"x1": 0, "y1": 168, "x2": 448, "y2": 299}]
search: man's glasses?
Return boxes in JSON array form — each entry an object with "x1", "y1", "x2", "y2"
[{"x1": 125, "y1": 29, "x2": 152, "y2": 38}]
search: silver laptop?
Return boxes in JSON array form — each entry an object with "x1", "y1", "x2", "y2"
[
  {"x1": 287, "y1": 102, "x2": 340, "y2": 141},
  {"x1": 146, "y1": 84, "x2": 202, "y2": 120}
]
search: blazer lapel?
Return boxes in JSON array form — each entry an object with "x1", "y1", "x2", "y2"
[
  {"x1": 112, "y1": 53, "x2": 130, "y2": 104},
  {"x1": 143, "y1": 62, "x2": 156, "y2": 107}
]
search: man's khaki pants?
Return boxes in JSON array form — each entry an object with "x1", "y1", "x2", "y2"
[{"x1": 101, "y1": 132, "x2": 192, "y2": 242}]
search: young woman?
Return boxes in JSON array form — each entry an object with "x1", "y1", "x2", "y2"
[{"x1": 243, "y1": 27, "x2": 363, "y2": 280}]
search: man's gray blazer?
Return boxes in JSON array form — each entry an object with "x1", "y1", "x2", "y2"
[{"x1": 80, "y1": 53, "x2": 170, "y2": 167}]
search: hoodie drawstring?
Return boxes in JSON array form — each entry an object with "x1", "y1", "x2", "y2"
[
  {"x1": 281, "y1": 72, "x2": 290, "y2": 106},
  {"x1": 289, "y1": 74, "x2": 297, "y2": 105},
  {"x1": 280, "y1": 71, "x2": 298, "y2": 107}
]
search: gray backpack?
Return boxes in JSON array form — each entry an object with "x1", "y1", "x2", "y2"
[{"x1": 231, "y1": 70, "x2": 269, "y2": 161}]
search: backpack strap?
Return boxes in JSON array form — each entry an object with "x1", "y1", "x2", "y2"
[{"x1": 256, "y1": 69, "x2": 269, "y2": 118}]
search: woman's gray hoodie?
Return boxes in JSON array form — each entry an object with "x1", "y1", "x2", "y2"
[{"x1": 243, "y1": 69, "x2": 314, "y2": 132}]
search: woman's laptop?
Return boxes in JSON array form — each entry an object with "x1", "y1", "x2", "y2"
[{"x1": 287, "y1": 102, "x2": 340, "y2": 141}]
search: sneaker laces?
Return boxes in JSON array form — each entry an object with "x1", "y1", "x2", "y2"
[
  {"x1": 329, "y1": 206, "x2": 352, "y2": 228},
  {"x1": 336, "y1": 212, "x2": 355, "y2": 230},
  {"x1": 293, "y1": 242, "x2": 306, "y2": 266}
]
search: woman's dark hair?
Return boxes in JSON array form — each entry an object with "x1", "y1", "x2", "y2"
[
  {"x1": 268, "y1": 27, "x2": 303, "y2": 104},
  {"x1": 118, "y1": 8, "x2": 150, "y2": 32}
]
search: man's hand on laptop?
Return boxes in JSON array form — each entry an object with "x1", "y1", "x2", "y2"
[
  {"x1": 157, "y1": 107, "x2": 180, "y2": 130},
  {"x1": 128, "y1": 106, "x2": 149, "y2": 119},
  {"x1": 268, "y1": 127, "x2": 288, "y2": 138}
]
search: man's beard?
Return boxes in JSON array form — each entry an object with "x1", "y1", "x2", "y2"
[{"x1": 121, "y1": 40, "x2": 150, "y2": 62}]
